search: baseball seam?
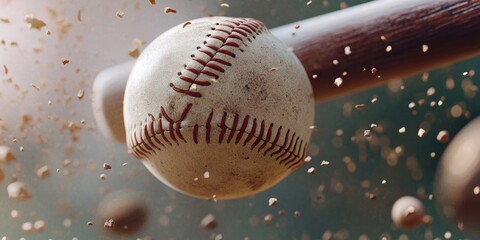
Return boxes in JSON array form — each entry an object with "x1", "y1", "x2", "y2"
[
  {"x1": 129, "y1": 111, "x2": 308, "y2": 170},
  {"x1": 127, "y1": 18, "x2": 308, "y2": 170},
  {"x1": 169, "y1": 18, "x2": 265, "y2": 98}
]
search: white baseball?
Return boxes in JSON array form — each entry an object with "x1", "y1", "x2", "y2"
[{"x1": 124, "y1": 17, "x2": 314, "y2": 199}]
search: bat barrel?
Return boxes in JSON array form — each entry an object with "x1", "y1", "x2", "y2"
[{"x1": 272, "y1": 0, "x2": 480, "y2": 101}]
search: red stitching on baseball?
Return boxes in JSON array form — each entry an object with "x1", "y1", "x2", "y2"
[
  {"x1": 206, "y1": 112, "x2": 213, "y2": 144},
  {"x1": 143, "y1": 122, "x2": 158, "y2": 151},
  {"x1": 170, "y1": 18, "x2": 265, "y2": 98},
  {"x1": 270, "y1": 129, "x2": 289, "y2": 158},
  {"x1": 219, "y1": 112, "x2": 227, "y2": 144},
  {"x1": 236, "y1": 115, "x2": 249, "y2": 144},
  {"x1": 227, "y1": 114, "x2": 239, "y2": 144},
  {"x1": 211, "y1": 57, "x2": 231, "y2": 66},
  {"x1": 251, "y1": 120, "x2": 265, "y2": 150},
  {"x1": 170, "y1": 83, "x2": 203, "y2": 97},
  {"x1": 129, "y1": 111, "x2": 309, "y2": 170},
  {"x1": 279, "y1": 136, "x2": 299, "y2": 164},
  {"x1": 209, "y1": 35, "x2": 227, "y2": 42},
  {"x1": 193, "y1": 124, "x2": 199, "y2": 144},
  {"x1": 275, "y1": 132, "x2": 295, "y2": 160},
  {"x1": 257, "y1": 123, "x2": 273, "y2": 152},
  {"x1": 156, "y1": 115, "x2": 172, "y2": 146},
  {"x1": 198, "y1": 48, "x2": 214, "y2": 58},
  {"x1": 264, "y1": 127, "x2": 281, "y2": 156},
  {"x1": 244, "y1": 118, "x2": 257, "y2": 146},
  {"x1": 149, "y1": 117, "x2": 165, "y2": 148},
  {"x1": 286, "y1": 140, "x2": 304, "y2": 168}
]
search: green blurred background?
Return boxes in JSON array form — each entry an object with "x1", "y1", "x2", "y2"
[{"x1": 0, "y1": 0, "x2": 478, "y2": 239}]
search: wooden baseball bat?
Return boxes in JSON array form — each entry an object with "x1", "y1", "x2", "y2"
[{"x1": 92, "y1": 0, "x2": 480, "y2": 143}]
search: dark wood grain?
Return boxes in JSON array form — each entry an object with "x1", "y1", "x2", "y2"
[{"x1": 272, "y1": 0, "x2": 480, "y2": 101}]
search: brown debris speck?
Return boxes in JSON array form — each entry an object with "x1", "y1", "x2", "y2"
[
  {"x1": 104, "y1": 219, "x2": 115, "y2": 228},
  {"x1": 200, "y1": 214, "x2": 217, "y2": 230},
  {"x1": 344, "y1": 46, "x2": 352, "y2": 55},
  {"x1": 182, "y1": 21, "x2": 192, "y2": 28},
  {"x1": 263, "y1": 214, "x2": 274, "y2": 224},
  {"x1": 2, "y1": 65, "x2": 7, "y2": 74},
  {"x1": 33, "y1": 220, "x2": 46, "y2": 232},
  {"x1": 24, "y1": 14, "x2": 46, "y2": 30},
  {"x1": 417, "y1": 128, "x2": 427, "y2": 138},
  {"x1": 116, "y1": 11, "x2": 125, "y2": 18},
  {"x1": 103, "y1": 163, "x2": 112, "y2": 170},
  {"x1": 0, "y1": 18, "x2": 9, "y2": 23},
  {"x1": 307, "y1": 0, "x2": 313, "y2": 6},
  {"x1": 268, "y1": 197, "x2": 278, "y2": 206},
  {"x1": 422, "y1": 44, "x2": 429, "y2": 52},
  {"x1": 363, "y1": 130, "x2": 371, "y2": 137},
  {"x1": 149, "y1": 0, "x2": 156, "y2": 5},
  {"x1": 36, "y1": 165, "x2": 50, "y2": 179},
  {"x1": 355, "y1": 104, "x2": 365, "y2": 110},
  {"x1": 294, "y1": 24, "x2": 300, "y2": 29},
  {"x1": 7, "y1": 181, "x2": 32, "y2": 200},
  {"x1": 22, "y1": 222, "x2": 33, "y2": 233},
  {"x1": 77, "y1": 10, "x2": 82, "y2": 22},
  {"x1": 366, "y1": 192, "x2": 376, "y2": 200},
  {"x1": 61, "y1": 58, "x2": 70, "y2": 65},
  {"x1": 334, "y1": 77, "x2": 343, "y2": 87},
  {"x1": 129, "y1": 48, "x2": 140, "y2": 58},
  {"x1": 436, "y1": 130, "x2": 449, "y2": 143},
  {"x1": 77, "y1": 89, "x2": 85, "y2": 100},
  {"x1": 164, "y1": 7, "x2": 177, "y2": 14},
  {"x1": 0, "y1": 145, "x2": 16, "y2": 162},
  {"x1": 31, "y1": 84, "x2": 40, "y2": 91}
]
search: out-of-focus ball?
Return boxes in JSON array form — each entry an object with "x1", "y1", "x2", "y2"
[
  {"x1": 7, "y1": 181, "x2": 32, "y2": 200},
  {"x1": 123, "y1": 17, "x2": 314, "y2": 199},
  {"x1": 391, "y1": 196, "x2": 425, "y2": 229},
  {"x1": 96, "y1": 190, "x2": 148, "y2": 235},
  {"x1": 435, "y1": 117, "x2": 480, "y2": 231}
]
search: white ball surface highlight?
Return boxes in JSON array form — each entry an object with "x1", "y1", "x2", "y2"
[{"x1": 123, "y1": 17, "x2": 314, "y2": 199}]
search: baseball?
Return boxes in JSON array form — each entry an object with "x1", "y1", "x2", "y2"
[{"x1": 124, "y1": 17, "x2": 314, "y2": 200}]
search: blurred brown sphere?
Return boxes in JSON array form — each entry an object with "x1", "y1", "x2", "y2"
[
  {"x1": 96, "y1": 190, "x2": 149, "y2": 235},
  {"x1": 435, "y1": 117, "x2": 480, "y2": 231},
  {"x1": 391, "y1": 196, "x2": 425, "y2": 229}
]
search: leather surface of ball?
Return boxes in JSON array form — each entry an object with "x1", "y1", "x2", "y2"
[{"x1": 124, "y1": 16, "x2": 314, "y2": 200}]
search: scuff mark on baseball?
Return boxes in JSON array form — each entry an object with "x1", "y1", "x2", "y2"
[{"x1": 124, "y1": 17, "x2": 315, "y2": 200}]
